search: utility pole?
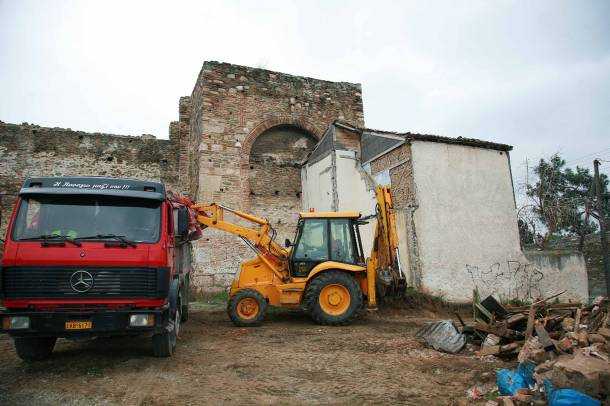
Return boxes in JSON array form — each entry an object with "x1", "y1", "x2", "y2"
[{"x1": 594, "y1": 159, "x2": 609, "y2": 296}]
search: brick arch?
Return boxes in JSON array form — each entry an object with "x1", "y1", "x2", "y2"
[
  {"x1": 240, "y1": 116, "x2": 323, "y2": 160},
  {"x1": 238, "y1": 117, "x2": 322, "y2": 212}
]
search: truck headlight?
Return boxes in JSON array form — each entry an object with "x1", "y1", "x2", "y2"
[
  {"x1": 129, "y1": 314, "x2": 154, "y2": 327},
  {"x1": 2, "y1": 316, "x2": 30, "y2": 330}
]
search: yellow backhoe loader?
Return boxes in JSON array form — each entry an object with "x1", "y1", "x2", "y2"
[{"x1": 192, "y1": 186, "x2": 406, "y2": 326}]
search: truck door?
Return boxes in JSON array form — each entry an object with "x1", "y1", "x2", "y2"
[{"x1": 167, "y1": 203, "x2": 176, "y2": 275}]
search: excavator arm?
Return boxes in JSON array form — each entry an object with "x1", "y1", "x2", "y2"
[
  {"x1": 191, "y1": 203, "x2": 290, "y2": 282},
  {"x1": 366, "y1": 186, "x2": 405, "y2": 308}
]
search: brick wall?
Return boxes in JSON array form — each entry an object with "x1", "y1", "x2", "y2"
[
  {"x1": 0, "y1": 122, "x2": 178, "y2": 253},
  {"x1": 335, "y1": 127, "x2": 361, "y2": 156},
  {"x1": 188, "y1": 61, "x2": 365, "y2": 291},
  {"x1": 249, "y1": 126, "x2": 317, "y2": 243},
  {"x1": 369, "y1": 143, "x2": 415, "y2": 208}
]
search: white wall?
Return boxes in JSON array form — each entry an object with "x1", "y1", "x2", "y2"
[
  {"x1": 301, "y1": 153, "x2": 335, "y2": 212},
  {"x1": 302, "y1": 150, "x2": 377, "y2": 255},
  {"x1": 334, "y1": 151, "x2": 377, "y2": 255},
  {"x1": 410, "y1": 140, "x2": 589, "y2": 303},
  {"x1": 523, "y1": 251, "x2": 589, "y2": 303}
]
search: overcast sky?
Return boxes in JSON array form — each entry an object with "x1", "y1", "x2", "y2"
[{"x1": 1, "y1": 0, "x2": 609, "y2": 196}]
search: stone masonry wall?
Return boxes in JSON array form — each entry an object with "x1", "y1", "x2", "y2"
[
  {"x1": 189, "y1": 61, "x2": 365, "y2": 291},
  {"x1": 248, "y1": 126, "x2": 318, "y2": 244},
  {"x1": 0, "y1": 121, "x2": 179, "y2": 253}
]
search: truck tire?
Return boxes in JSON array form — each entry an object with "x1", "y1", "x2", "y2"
[
  {"x1": 305, "y1": 271, "x2": 363, "y2": 326},
  {"x1": 181, "y1": 301, "x2": 189, "y2": 323},
  {"x1": 181, "y1": 275, "x2": 190, "y2": 322},
  {"x1": 227, "y1": 289, "x2": 267, "y2": 327},
  {"x1": 152, "y1": 299, "x2": 181, "y2": 357},
  {"x1": 14, "y1": 337, "x2": 57, "y2": 361}
]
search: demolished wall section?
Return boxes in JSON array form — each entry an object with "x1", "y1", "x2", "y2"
[{"x1": 368, "y1": 143, "x2": 422, "y2": 288}]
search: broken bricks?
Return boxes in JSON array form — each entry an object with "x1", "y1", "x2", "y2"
[
  {"x1": 469, "y1": 295, "x2": 610, "y2": 403},
  {"x1": 470, "y1": 295, "x2": 609, "y2": 363},
  {"x1": 535, "y1": 349, "x2": 610, "y2": 398}
]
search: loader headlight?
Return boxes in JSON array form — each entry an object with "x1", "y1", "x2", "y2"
[
  {"x1": 3, "y1": 316, "x2": 30, "y2": 330},
  {"x1": 129, "y1": 314, "x2": 155, "y2": 327}
]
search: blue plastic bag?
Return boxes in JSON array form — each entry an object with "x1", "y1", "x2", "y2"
[
  {"x1": 496, "y1": 360, "x2": 536, "y2": 395},
  {"x1": 544, "y1": 380, "x2": 601, "y2": 406}
]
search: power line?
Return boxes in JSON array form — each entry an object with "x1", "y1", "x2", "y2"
[{"x1": 564, "y1": 147, "x2": 610, "y2": 166}]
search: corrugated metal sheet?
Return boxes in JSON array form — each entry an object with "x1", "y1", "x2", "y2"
[{"x1": 415, "y1": 320, "x2": 466, "y2": 353}]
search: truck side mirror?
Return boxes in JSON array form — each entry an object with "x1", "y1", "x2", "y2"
[
  {"x1": 177, "y1": 208, "x2": 189, "y2": 239},
  {"x1": 285, "y1": 238, "x2": 292, "y2": 248}
]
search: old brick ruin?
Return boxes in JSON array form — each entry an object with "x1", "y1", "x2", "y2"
[{"x1": 0, "y1": 61, "x2": 364, "y2": 292}]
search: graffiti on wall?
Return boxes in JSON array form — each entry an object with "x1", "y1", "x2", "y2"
[{"x1": 466, "y1": 260, "x2": 544, "y2": 301}]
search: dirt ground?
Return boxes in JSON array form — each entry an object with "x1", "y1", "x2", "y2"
[{"x1": 0, "y1": 303, "x2": 512, "y2": 405}]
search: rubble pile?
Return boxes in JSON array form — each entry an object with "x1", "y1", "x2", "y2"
[{"x1": 469, "y1": 295, "x2": 610, "y2": 405}]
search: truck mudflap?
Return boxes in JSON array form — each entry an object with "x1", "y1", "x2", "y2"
[{"x1": 0, "y1": 305, "x2": 170, "y2": 338}]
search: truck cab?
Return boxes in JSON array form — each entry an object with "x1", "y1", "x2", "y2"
[{"x1": 0, "y1": 177, "x2": 199, "y2": 360}]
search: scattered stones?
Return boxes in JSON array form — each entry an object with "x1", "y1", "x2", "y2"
[{"x1": 463, "y1": 295, "x2": 609, "y2": 404}]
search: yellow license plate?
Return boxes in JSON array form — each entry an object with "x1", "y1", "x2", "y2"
[{"x1": 65, "y1": 321, "x2": 92, "y2": 330}]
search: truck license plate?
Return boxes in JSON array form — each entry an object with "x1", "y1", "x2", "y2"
[{"x1": 65, "y1": 321, "x2": 92, "y2": 330}]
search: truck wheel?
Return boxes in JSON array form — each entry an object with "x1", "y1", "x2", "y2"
[
  {"x1": 181, "y1": 275, "x2": 190, "y2": 322},
  {"x1": 305, "y1": 271, "x2": 363, "y2": 326},
  {"x1": 227, "y1": 289, "x2": 267, "y2": 327},
  {"x1": 181, "y1": 301, "x2": 189, "y2": 323},
  {"x1": 14, "y1": 337, "x2": 57, "y2": 361},
  {"x1": 152, "y1": 299, "x2": 181, "y2": 357}
]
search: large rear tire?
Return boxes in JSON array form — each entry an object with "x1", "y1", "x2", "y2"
[
  {"x1": 227, "y1": 289, "x2": 267, "y2": 327},
  {"x1": 305, "y1": 271, "x2": 363, "y2": 326},
  {"x1": 152, "y1": 299, "x2": 181, "y2": 357},
  {"x1": 14, "y1": 337, "x2": 57, "y2": 361}
]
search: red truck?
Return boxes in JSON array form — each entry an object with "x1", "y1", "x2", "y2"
[{"x1": 0, "y1": 177, "x2": 200, "y2": 360}]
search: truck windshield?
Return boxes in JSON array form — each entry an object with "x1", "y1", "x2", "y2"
[{"x1": 11, "y1": 195, "x2": 162, "y2": 243}]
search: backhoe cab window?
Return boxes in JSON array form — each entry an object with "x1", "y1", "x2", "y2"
[
  {"x1": 330, "y1": 219, "x2": 356, "y2": 264},
  {"x1": 12, "y1": 195, "x2": 161, "y2": 243},
  {"x1": 293, "y1": 219, "x2": 328, "y2": 261}
]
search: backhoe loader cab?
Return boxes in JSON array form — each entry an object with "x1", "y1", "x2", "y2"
[
  {"x1": 288, "y1": 213, "x2": 365, "y2": 278},
  {"x1": 192, "y1": 186, "x2": 405, "y2": 327}
]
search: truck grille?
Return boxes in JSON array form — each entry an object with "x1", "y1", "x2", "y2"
[{"x1": 1, "y1": 267, "x2": 169, "y2": 299}]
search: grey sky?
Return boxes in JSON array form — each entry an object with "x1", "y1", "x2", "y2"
[{"x1": 1, "y1": 0, "x2": 609, "y2": 197}]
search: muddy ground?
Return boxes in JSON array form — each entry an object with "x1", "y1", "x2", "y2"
[{"x1": 0, "y1": 303, "x2": 512, "y2": 405}]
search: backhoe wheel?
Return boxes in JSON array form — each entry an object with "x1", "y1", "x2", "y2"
[
  {"x1": 14, "y1": 337, "x2": 57, "y2": 361},
  {"x1": 305, "y1": 271, "x2": 363, "y2": 326},
  {"x1": 227, "y1": 289, "x2": 267, "y2": 327}
]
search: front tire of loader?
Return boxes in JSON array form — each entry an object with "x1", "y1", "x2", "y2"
[
  {"x1": 227, "y1": 289, "x2": 267, "y2": 327},
  {"x1": 305, "y1": 271, "x2": 363, "y2": 326}
]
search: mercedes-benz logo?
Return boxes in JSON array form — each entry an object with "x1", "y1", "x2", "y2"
[{"x1": 70, "y1": 270, "x2": 94, "y2": 293}]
